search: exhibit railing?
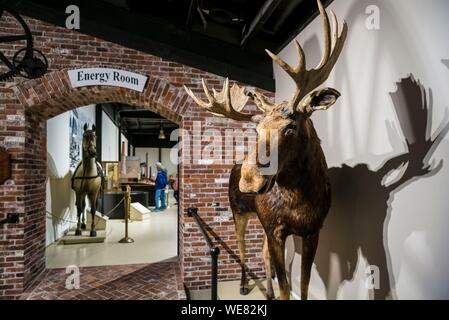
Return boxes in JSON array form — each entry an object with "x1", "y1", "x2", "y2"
[{"x1": 187, "y1": 207, "x2": 220, "y2": 300}]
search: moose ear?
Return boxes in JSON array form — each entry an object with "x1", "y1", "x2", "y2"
[
  {"x1": 83, "y1": 123, "x2": 88, "y2": 132},
  {"x1": 92, "y1": 124, "x2": 96, "y2": 132},
  {"x1": 300, "y1": 88, "x2": 341, "y2": 115},
  {"x1": 310, "y1": 88, "x2": 341, "y2": 111}
]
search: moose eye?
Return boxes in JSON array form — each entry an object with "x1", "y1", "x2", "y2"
[
  {"x1": 281, "y1": 107, "x2": 290, "y2": 116},
  {"x1": 283, "y1": 123, "x2": 296, "y2": 134}
]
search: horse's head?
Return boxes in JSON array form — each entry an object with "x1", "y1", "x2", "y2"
[{"x1": 83, "y1": 123, "x2": 97, "y2": 158}]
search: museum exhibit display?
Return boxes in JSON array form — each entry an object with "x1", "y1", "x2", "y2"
[
  {"x1": 103, "y1": 161, "x2": 120, "y2": 191},
  {"x1": 101, "y1": 189, "x2": 149, "y2": 219},
  {"x1": 0, "y1": 0, "x2": 449, "y2": 305},
  {"x1": 185, "y1": 0, "x2": 346, "y2": 300},
  {"x1": 71, "y1": 124, "x2": 104, "y2": 237}
]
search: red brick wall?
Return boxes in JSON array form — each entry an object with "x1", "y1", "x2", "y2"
[{"x1": 0, "y1": 12, "x2": 273, "y2": 298}]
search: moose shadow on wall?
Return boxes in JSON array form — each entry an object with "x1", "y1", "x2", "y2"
[
  {"x1": 442, "y1": 59, "x2": 449, "y2": 70},
  {"x1": 288, "y1": 75, "x2": 449, "y2": 300}
]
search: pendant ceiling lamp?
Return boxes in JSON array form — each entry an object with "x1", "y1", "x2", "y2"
[{"x1": 158, "y1": 122, "x2": 166, "y2": 139}]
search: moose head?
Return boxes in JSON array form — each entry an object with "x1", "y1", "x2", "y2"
[{"x1": 184, "y1": 0, "x2": 347, "y2": 194}]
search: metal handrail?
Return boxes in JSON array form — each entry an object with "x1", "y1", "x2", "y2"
[{"x1": 187, "y1": 207, "x2": 220, "y2": 300}]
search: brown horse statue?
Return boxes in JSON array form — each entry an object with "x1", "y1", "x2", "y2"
[{"x1": 71, "y1": 123, "x2": 104, "y2": 237}]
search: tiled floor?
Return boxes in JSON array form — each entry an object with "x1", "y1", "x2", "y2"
[
  {"x1": 22, "y1": 261, "x2": 186, "y2": 300},
  {"x1": 46, "y1": 206, "x2": 178, "y2": 268}
]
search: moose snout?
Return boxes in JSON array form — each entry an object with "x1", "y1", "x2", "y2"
[
  {"x1": 239, "y1": 176, "x2": 267, "y2": 194},
  {"x1": 239, "y1": 161, "x2": 268, "y2": 194}
]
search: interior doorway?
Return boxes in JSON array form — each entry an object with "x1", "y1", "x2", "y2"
[{"x1": 45, "y1": 103, "x2": 180, "y2": 268}]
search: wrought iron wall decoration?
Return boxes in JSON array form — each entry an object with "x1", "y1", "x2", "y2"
[{"x1": 0, "y1": 3, "x2": 48, "y2": 81}]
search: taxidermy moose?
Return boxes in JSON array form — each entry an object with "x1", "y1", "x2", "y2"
[{"x1": 184, "y1": 0, "x2": 347, "y2": 300}]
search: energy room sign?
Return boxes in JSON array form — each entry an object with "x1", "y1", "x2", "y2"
[{"x1": 68, "y1": 68, "x2": 148, "y2": 92}]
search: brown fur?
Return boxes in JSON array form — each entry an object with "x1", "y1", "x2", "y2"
[
  {"x1": 185, "y1": 0, "x2": 346, "y2": 299},
  {"x1": 230, "y1": 109, "x2": 333, "y2": 300}
]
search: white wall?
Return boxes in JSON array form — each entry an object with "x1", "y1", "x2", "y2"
[
  {"x1": 46, "y1": 105, "x2": 96, "y2": 246},
  {"x1": 101, "y1": 111, "x2": 119, "y2": 161},
  {"x1": 134, "y1": 147, "x2": 179, "y2": 178},
  {"x1": 275, "y1": 0, "x2": 449, "y2": 299},
  {"x1": 162, "y1": 146, "x2": 178, "y2": 177}
]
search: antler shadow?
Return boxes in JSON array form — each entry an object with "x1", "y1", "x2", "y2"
[
  {"x1": 442, "y1": 59, "x2": 449, "y2": 70},
  {"x1": 308, "y1": 75, "x2": 449, "y2": 300}
]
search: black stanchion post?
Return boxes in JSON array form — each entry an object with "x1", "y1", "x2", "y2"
[
  {"x1": 210, "y1": 246, "x2": 220, "y2": 300},
  {"x1": 187, "y1": 207, "x2": 221, "y2": 300}
]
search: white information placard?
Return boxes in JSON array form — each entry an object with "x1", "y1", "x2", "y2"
[{"x1": 68, "y1": 68, "x2": 148, "y2": 92}]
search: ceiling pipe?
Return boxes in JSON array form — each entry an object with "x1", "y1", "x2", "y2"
[
  {"x1": 240, "y1": 0, "x2": 282, "y2": 46},
  {"x1": 185, "y1": 0, "x2": 199, "y2": 30},
  {"x1": 266, "y1": 0, "x2": 303, "y2": 34}
]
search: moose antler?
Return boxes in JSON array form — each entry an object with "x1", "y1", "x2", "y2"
[
  {"x1": 265, "y1": 0, "x2": 348, "y2": 112},
  {"x1": 184, "y1": 78, "x2": 255, "y2": 121},
  {"x1": 185, "y1": 0, "x2": 347, "y2": 119}
]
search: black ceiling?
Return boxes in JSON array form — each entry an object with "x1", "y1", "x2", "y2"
[
  {"x1": 12, "y1": 0, "x2": 333, "y2": 91},
  {"x1": 101, "y1": 104, "x2": 179, "y2": 148}
]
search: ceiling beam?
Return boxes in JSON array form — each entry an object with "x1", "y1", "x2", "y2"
[
  {"x1": 241, "y1": 0, "x2": 282, "y2": 47},
  {"x1": 275, "y1": 0, "x2": 333, "y2": 53},
  {"x1": 128, "y1": 127, "x2": 177, "y2": 136},
  {"x1": 118, "y1": 110, "x2": 165, "y2": 119},
  {"x1": 131, "y1": 135, "x2": 177, "y2": 148}
]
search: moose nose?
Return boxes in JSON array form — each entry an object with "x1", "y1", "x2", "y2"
[{"x1": 239, "y1": 178, "x2": 267, "y2": 194}]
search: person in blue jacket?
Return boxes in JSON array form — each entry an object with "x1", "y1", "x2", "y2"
[{"x1": 153, "y1": 162, "x2": 168, "y2": 212}]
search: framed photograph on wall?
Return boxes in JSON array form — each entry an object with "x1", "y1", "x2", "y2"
[
  {"x1": 69, "y1": 108, "x2": 96, "y2": 169},
  {"x1": 69, "y1": 110, "x2": 81, "y2": 169}
]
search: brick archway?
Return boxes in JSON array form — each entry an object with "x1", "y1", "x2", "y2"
[
  {"x1": 13, "y1": 69, "x2": 191, "y2": 122},
  {"x1": 11, "y1": 68, "x2": 193, "y2": 290}
]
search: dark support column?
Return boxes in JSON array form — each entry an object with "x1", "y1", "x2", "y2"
[
  {"x1": 118, "y1": 126, "x2": 122, "y2": 162},
  {"x1": 128, "y1": 136, "x2": 132, "y2": 156},
  {"x1": 95, "y1": 104, "x2": 103, "y2": 162}
]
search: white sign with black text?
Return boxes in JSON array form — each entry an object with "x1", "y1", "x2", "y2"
[{"x1": 68, "y1": 68, "x2": 148, "y2": 92}]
